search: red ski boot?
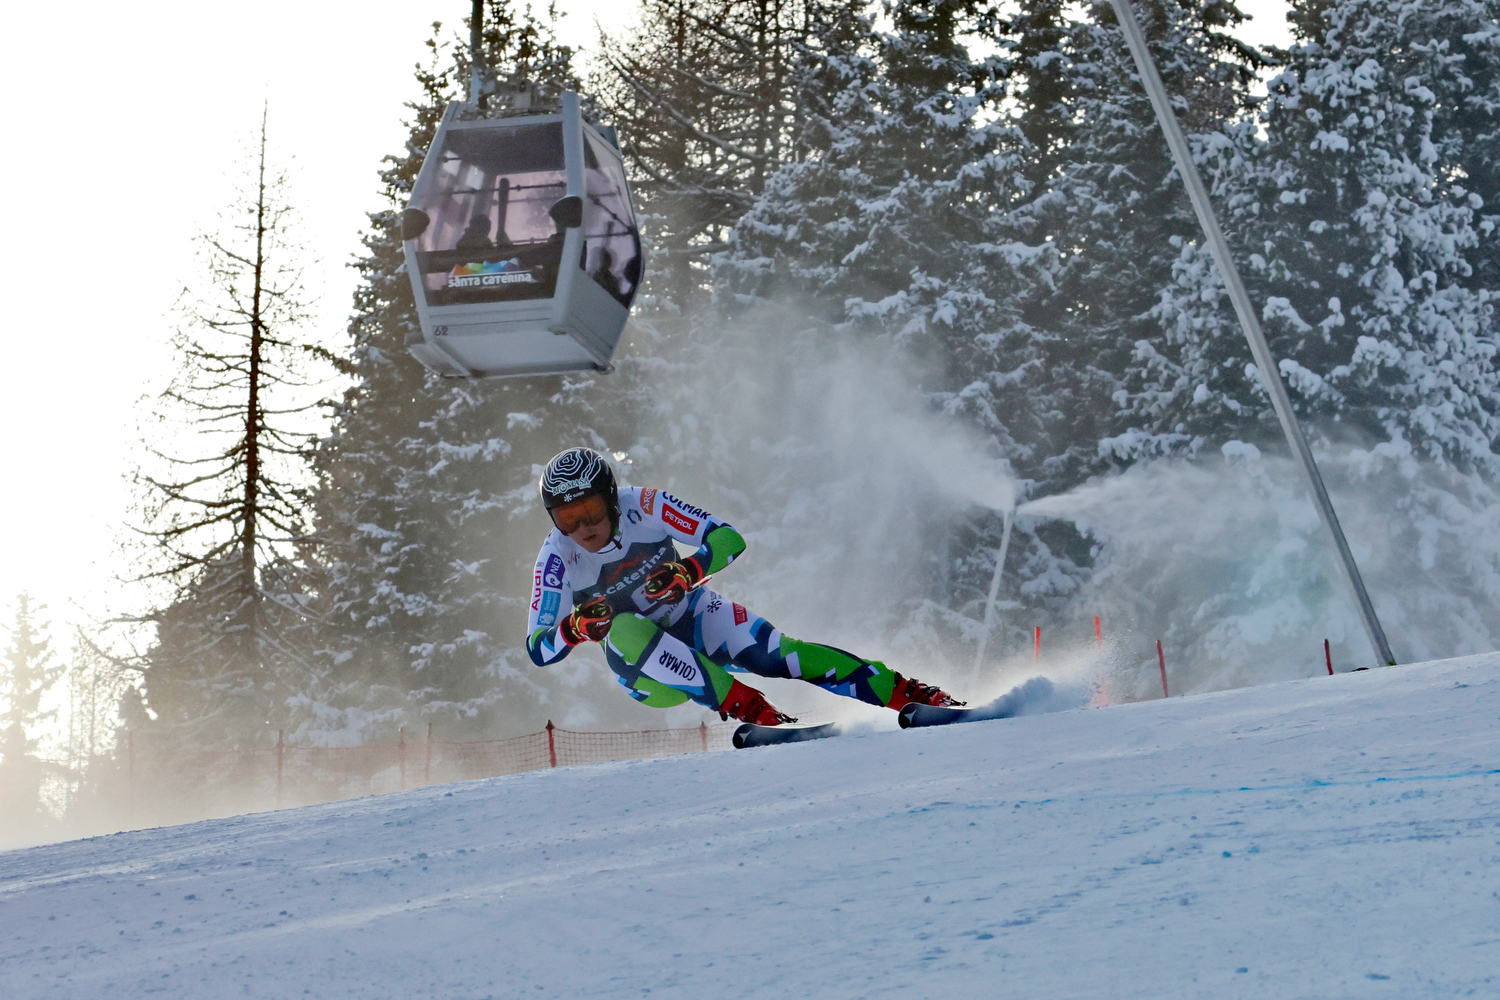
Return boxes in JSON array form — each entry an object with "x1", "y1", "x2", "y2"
[
  {"x1": 718, "y1": 679, "x2": 797, "y2": 726},
  {"x1": 885, "y1": 673, "x2": 965, "y2": 712}
]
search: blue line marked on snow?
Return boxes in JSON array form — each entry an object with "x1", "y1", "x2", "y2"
[{"x1": 902, "y1": 768, "x2": 1500, "y2": 815}]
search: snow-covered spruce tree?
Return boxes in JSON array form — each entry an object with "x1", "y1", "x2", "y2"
[
  {"x1": 311, "y1": 7, "x2": 656, "y2": 740},
  {"x1": 1022, "y1": 0, "x2": 1500, "y2": 689},
  {"x1": 1011, "y1": 0, "x2": 1266, "y2": 469},
  {"x1": 1093, "y1": 0, "x2": 1500, "y2": 675},
  {"x1": 592, "y1": 0, "x2": 838, "y2": 308},
  {"x1": 1123, "y1": 0, "x2": 1500, "y2": 468},
  {"x1": 129, "y1": 109, "x2": 334, "y2": 750},
  {"x1": 0, "y1": 594, "x2": 63, "y2": 844},
  {"x1": 675, "y1": 1, "x2": 1068, "y2": 681}
]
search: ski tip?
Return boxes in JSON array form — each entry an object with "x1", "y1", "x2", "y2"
[
  {"x1": 732, "y1": 721, "x2": 839, "y2": 749},
  {"x1": 898, "y1": 702, "x2": 983, "y2": 728}
]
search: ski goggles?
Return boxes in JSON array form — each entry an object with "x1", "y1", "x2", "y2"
[{"x1": 551, "y1": 494, "x2": 609, "y2": 536}]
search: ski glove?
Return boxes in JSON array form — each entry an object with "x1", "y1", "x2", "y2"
[
  {"x1": 643, "y1": 560, "x2": 706, "y2": 605},
  {"x1": 560, "y1": 598, "x2": 614, "y2": 645}
]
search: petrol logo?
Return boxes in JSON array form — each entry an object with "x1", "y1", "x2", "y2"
[
  {"x1": 542, "y1": 554, "x2": 566, "y2": 589},
  {"x1": 662, "y1": 506, "x2": 699, "y2": 535}
]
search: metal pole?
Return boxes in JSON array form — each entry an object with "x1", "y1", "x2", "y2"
[
  {"x1": 1109, "y1": 0, "x2": 1394, "y2": 666},
  {"x1": 974, "y1": 507, "x2": 1016, "y2": 672},
  {"x1": 469, "y1": 0, "x2": 486, "y2": 109}
]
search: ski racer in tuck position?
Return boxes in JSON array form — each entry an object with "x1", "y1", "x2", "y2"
[{"x1": 526, "y1": 448, "x2": 964, "y2": 725}]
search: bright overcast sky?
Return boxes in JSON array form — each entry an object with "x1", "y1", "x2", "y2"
[{"x1": 0, "y1": 0, "x2": 1290, "y2": 639}]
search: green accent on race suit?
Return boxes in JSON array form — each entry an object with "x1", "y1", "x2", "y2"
[
  {"x1": 606, "y1": 613, "x2": 739, "y2": 710},
  {"x1": 605, "y1": 613, "x2": 657, "y2": 662},
  {"x1": 778, "y1": 634, "x2": 898, "y2": 704},
  {"x1": 631, "y1": 676, "x2": 693, "y2": 708},
  {"x1": 700, "y1": 525, "x2": 746, "y2": 575}
]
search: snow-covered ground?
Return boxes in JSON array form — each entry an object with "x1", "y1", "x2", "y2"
[{"x1": 3, "y1": 654, "x2": 1498, "y2": 999}]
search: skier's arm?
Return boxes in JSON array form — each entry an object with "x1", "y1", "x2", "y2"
[
  {"x1": 526, "y1": 544, "x2": 575, "y2": 666},
  {"x1": 647, "y1": 490, "x2": 747, "y2": 578},
  {"x1": 687, "y1": 523, "x2": 746, "y2": 578}
]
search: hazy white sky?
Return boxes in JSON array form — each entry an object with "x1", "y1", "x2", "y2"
[
  {"x1": 0, "y1": 0, "x2": 1290, "y2": 639},
  {"x1": 0, "y1": 0, "x2": 628, "y2": 635}
]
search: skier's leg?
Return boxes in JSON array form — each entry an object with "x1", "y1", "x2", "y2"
[
  {"x1": 694, "y1": 593, "x2": 960, "y2": 709},
  {"x1": 602, "y1": 614, "x2": 792, "y2": 722}
]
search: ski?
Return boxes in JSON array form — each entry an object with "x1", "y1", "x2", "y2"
[
  {"x1": 733, "y1": 722, "x2": 839, "y2": 749},
  {"x1": 898, "y1": 676, "x2": 1060, "y2": 729},
  {"x1": 898, "y1": 702, "x2": 1011, "y2": 728}
]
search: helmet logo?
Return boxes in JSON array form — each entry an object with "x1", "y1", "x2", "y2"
[{"x1": 551, "y1": 476, "x2": 596, "y2": 493}]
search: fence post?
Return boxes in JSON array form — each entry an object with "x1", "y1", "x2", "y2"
[
  {"x1": 126, "y1": 729, "x2": 135, "y2": 822},
  {"x1": 1157, "y1": 640, "x2": 1169, "y2": 698},
  {"x1": 398, "y1": 727, "x2": 407, "y2": 791},
  {"x1": 546, "y1": 721, "x2": 558, "y2": 768},
  {"x1": 425, "y1": 721, "x2": 434, "y2": 785},
  {"x1": 276, "y1": 729, "x2": 285, "y2": 808},
  {"x1": 699, "y1": 720, "x2": 708, "y2": 752},
  {"x1": 1325, "y1": 639, "x2": 1334, "y2": 676}
]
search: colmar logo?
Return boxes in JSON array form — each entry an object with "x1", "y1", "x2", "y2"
[
  {"x1": 663, "y1": 493, "x2": 710, "y2": 520},
  {"x1": 656, "y1": 649, "x2": 697, "y2": 679},
  {"x1": 733, "y1": 603, "x2": 748, "y2": 626},
  {"x1": 640, "y1": 488, "x2": 656, "y2": 515},
  {"x1": 662, "y1": 506, "x2": 699, "y2": 535},
  {"x1": 542, "y1": 554, "x2": 566, "y2": 589}
]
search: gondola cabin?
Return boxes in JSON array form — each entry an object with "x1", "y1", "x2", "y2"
[{"x1": 400, "y1": 92, "x2": 641, "y2": 378}]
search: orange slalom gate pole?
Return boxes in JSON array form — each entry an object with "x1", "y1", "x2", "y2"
[
  {"x1": 1157, "y1": 640, "x2": 1169, "y2": 698},
  {"x1": 398, "y1": 727, "x2": 407, "y2": 791},
  {"x1": 1034, "y1": 626, "x2": 1041, "y2": 661},
  {"x1": 1095, "y1": 616, "x2": 1102, "y2": 644},
  {"x1": 425, "y1": 721, "x2": 434, "y2": 784}
]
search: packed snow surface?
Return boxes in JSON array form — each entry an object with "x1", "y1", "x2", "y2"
[{"x1": 4, "y1": 655, "x2": 1499, "y2": 999}]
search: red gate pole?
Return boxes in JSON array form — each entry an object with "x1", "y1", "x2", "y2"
[
  {"x1": 1325, "y1": 639, "x2": 1334, "y2": 676},
  {"x1": 276, "y1": 730, "x2": 285, "y2": 808},
  {"x1": 1094, "y1": 616, "x2": 1102, "y2": 644},
  {"x1": 699, "y1": 721, "x2": 708, "y2": 752},
  {"x1": 425, "y1": 721, "x2": 434, "y2": 785},
  {"x1": 546, "y1": 721, "x2": 558, "y2": 768},
  {"x1": 398, "y1": 727, "x2": 407, "y2": 791},
  {"x1": 1034, "y1": 626, "x2": 1041, "y2": 661},
  {"x1": 1157, "y1": 640, "x2": 1169, "y2": 698}
]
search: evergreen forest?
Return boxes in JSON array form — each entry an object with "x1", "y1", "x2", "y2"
[{"x1": 6, "y1": 0, "x2": 1500, "y2": 837}]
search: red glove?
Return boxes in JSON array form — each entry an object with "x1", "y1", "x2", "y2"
[
  {"x1": 560, "y1": 599, "x2": 614, "y2": 645},
  {"x1": 643, "y1": 560, "x2": 706, "y2": 605}
]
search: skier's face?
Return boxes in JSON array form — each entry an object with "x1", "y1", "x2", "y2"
[{"x1": 553, "y1": 494, "x2": 612, "y2": 552}]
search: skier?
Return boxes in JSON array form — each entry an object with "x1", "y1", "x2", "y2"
[{"x1": 526, "y1": 447, "x2": 963, "y2": 725}]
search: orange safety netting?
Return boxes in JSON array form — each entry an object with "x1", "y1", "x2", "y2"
[{"x1": 110, "y1": 722, "x2": 738, "y2": 828}]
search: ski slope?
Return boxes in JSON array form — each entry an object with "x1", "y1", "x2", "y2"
[{"x1": 4, "y1": 655, "x2": 1499, "y2": 999}]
